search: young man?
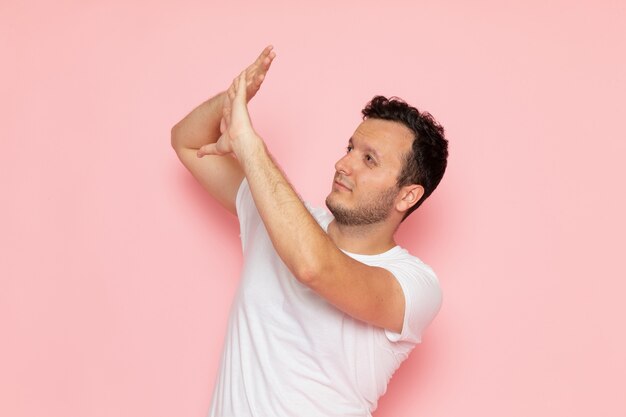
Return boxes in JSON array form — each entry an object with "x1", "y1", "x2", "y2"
[{"x1": 171, "y1": 46, "x2": 448, "y2": 417}]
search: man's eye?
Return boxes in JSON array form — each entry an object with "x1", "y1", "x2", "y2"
[{"x1": 346, "y1": 145, "x2": 353, "y2": 153}]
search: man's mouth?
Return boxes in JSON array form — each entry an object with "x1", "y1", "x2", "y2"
[{"x1": 334, "y1": 178, "x2": 352, "y2": 191}]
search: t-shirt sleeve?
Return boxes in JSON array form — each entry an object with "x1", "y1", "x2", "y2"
[{"x1": 382, "y1": 261, "x2": 443, "y2": 344}]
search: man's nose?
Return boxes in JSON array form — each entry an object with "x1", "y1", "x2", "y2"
[{"x1": 335, "y1": 153, "x2": 353, "y2": 175}]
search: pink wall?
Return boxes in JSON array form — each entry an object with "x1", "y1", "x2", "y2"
[{"x1": 2, "y1": 1, "x2": 625, "y2": 416}]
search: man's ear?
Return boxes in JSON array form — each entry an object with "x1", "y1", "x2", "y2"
[{"x1": 396, "y1": 184, "x2": 424, "y2": 213}]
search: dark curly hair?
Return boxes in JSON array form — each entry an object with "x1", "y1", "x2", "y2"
[{"x1": 362, "y1": 95, "x2": 448, "y2": 220}]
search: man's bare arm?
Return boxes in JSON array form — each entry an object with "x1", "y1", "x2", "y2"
[
  {"x1": 171, "y1": 46, "x2": 276, "y2": 214},
  {"x1": 198, "y1": 72, "x2": 405, "y2": 334}
]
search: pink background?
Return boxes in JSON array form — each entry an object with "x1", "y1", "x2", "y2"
[{"x1": 2, "y1": 1, "x2": 625, "y2": 416}]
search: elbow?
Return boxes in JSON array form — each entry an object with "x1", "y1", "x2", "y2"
[
  {"x1": 293, "y1": 255, "x2": 328, "y2": 288},
  {"x1": 296, "y1": 265, "x2": 319, "y2": 287},
  {"x1": 294, "y1": 241, "x2": 338, "y2": 287},
  {"x1": 170, "y1": 124, "x2": 180, "y2": 149}
]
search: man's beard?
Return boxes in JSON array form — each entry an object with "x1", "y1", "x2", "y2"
[{"x1": 325, "y1": 185, "x2": 398, "y2": 226}]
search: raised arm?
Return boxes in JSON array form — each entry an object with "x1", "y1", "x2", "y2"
[
  {"x1": 171, "y1": 46, "x2": 276, "y2": 214},
  {"x1": 198, "y1": 72, "x2": 406, "y2": 334}
]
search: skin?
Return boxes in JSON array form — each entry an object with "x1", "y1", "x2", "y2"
[
  {"x1": 173, "y1": 46, "x2": 424, "y2": 334},
  {"x1": 171, "y1": 46, "x2": 276, "y2": 213},
  {"x1": 326, "y1": 118, "x2": 424, "y2": 254}
]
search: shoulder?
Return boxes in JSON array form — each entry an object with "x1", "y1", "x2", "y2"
[
  {"x1": 347, "y1": 247, "x2": 442, "y2": 313},
  {"x1": 381, "y1": 249, "x2": 442, "y2": 305},
  {"x1": 351, "y1": 246, "x2": 437, "y2": 281},
  {"x1": 387, "y1": 249, "x2": 440, "y2": 289},
  {"x1": 363, "y1": 248, "x2": 443, "y2": 344}
]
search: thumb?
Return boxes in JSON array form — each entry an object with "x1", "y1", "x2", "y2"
[
  {"x1": 197, "y1": 143, "x2": 219, "y2": 157},
  {"x1": 234, "y1": 71, "x2": 248, "y2": 104}
]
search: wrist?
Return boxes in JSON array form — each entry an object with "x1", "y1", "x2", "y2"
[{"x1": 232, "y1": 132, "x2": 265, "y2": 162}]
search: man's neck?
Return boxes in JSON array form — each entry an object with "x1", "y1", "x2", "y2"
[{"x1": 327, "y1": 220, "x2": 397, "y2": 255}]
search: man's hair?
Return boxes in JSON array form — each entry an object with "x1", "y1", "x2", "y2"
[{"x1": 362, "y1": 95, "x2": 449, "y2": 220}]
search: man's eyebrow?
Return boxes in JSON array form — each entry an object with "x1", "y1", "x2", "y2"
[{"x1": 350, "y1": 137, "x2": 380, "y2": 159}]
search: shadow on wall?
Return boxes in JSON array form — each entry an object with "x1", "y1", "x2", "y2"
[
  {"x1": 375, "y1": 335, "x2": 445, "y2": 416},
  {"x1": 170, "y1": 160, "x2": 242, "y2": 248}
]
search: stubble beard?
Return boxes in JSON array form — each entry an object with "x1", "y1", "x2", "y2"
[{"x1": 325, "y1": 186, "x2": 399, "y2": 226}]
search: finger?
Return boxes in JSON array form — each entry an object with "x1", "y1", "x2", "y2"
[
  {"x1": 235, "y1": 71, "x2": 247, "y2": 102},
  {"x1": 223, "y1": 86, "x2": 234, "y2": 111},
  {"x1": 249, "y1": 45, "x2": 274, "y2": 75},
  {"x1": 257, "y1": 45, "x2": 273, "y2": 63},
  {"x1": 197, "y1": 143, "x2": 218, "y2": 157},
  {"x1": 222, "y1": 97, "x2": 233, "y2": 124},
  {"x1": 263, "y1": 51, "x2": 276, "y2": 69},
  {"x1": 247, "y1": 45, "x2": 272, "y2": 74},
  {"x1": 233, "y1": 71, "x2": 243, "y2": 92},
  {"x1": 223, "y1": 105, "x2": 231, "y2": 125},
  {"x1": 245, "y1": 47, "x2": 275, "y2": 89},
  {"x1": 198, "y1": 140, "x2": 231, "y2": 157},
  {"x1": 227, "y1": 80, "x2": 236, "y2": 100},
  {"x1": 220, "y1": 116, "x2": 226, "y2": 134},
  {"x1": 254, "y1": 73, "x2": 265, "y2": 87}
]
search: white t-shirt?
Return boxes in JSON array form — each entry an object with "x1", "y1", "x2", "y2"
[{"x1": 207, "y1": 179, "x2": 442, "y2": 417}]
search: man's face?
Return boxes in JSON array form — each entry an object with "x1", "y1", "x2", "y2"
[{"x1": 325, "y1": 118, "x2": 414, "y2": 226}]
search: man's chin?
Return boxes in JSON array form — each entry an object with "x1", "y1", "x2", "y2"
[
  {"x1": 324, "y1": 195, "x2": 333, "y2": 211},
  {"x1": 325, "y1": 197, "x2": 348, "y2": 220},
  {"x1": 325, "y1": 195, "x2": 340, "y2": 213}
]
